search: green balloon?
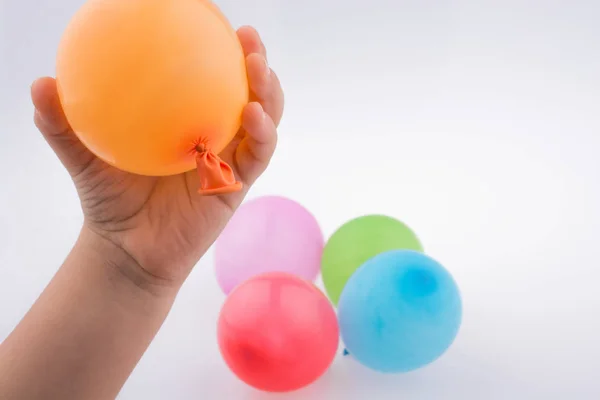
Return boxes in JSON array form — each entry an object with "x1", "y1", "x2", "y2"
[{"x1": 321, "y1": 215, "x2": 424, "y2": 305}]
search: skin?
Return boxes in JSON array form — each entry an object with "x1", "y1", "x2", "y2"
[{"x1": 0, "y1": 26, "x2": 284, "y2": 400}]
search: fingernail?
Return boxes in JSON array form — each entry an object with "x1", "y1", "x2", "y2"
[
  {"x1": 256, "y1": 103, "x2": 266, "y2": 121},
  {"x1": 34, "y1": 109, "x2": 46, "y2": 123},
  {"x1": 263, "y1": 56, "x2": 270, "y2": 76}
]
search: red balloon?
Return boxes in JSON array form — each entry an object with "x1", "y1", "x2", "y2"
[{"x1": 217, "y1": 272, "x2": 339, "y2": 392}]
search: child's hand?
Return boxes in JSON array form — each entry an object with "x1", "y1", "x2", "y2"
[
  {"x1": 0, "y1": 26, "x2": 282, "y2": 400},
  {"x1": 31, "y1": 26, "x2": 284, "y2": 292}
]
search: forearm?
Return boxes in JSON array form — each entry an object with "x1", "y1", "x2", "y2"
[{"x1": 0, "y1": 227, "x2": 178, "y2": 400}]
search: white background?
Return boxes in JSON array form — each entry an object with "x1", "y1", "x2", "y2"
[{"x1": 2, "y1": 0, "x2": 600, "y2": 399}]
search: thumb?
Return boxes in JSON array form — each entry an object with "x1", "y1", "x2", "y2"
[{"x1": 32, "y1": 77, "x2": 96, "y2": 178}]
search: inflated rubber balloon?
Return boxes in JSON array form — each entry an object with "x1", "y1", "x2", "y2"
[
  {"x1": 338, "y1": 250, "x2": 462, "y2": 373},
  {"x1": 56, "y1": 0, "x2": 248, "y2": 194},
  {"x1": 217, "y1": 272, "x2": 339, "y2": 393},
  {"x1": 215, "y1": 196, "x2": 324, "y2": 294},
  {"x1": 321, "y1": 215, "x2": 423, "y2": 305}
]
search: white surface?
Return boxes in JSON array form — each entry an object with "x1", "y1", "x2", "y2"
[{"x1": 1, "y1": 0, "x2": 600, "y2": 399}]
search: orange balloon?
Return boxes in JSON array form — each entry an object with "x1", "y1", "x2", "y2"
[{"x1": 56, "y1": 0, "x2": 249, "y2": 195}]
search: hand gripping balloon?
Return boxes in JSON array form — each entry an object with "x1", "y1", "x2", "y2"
[{"x1": 56, "y1": 0, "x2": 249, "y2": 195}]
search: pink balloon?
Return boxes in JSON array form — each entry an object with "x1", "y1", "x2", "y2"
[{"x1": 214, "y1": 196, "x2": 324, "y2": 294}]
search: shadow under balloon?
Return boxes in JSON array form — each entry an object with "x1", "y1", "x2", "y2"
[
  {"x1": 331, "y1": 348, "x2": 544, "y2": 400},
  {"x1": 187, "y1": 345, "x2": 542, "y2": 400},
  {"x1": 188, "y1": 363, "x2": 338, "y2": 400}
]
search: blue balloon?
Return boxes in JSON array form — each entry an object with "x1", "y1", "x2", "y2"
[{"x1": 338, "y1": 250, "x2": 462, "y2": 373}]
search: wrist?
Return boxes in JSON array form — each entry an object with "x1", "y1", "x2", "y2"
[
  {"x1": 0, "y1": 224, "x2": 178, "y2": 400},
  {"x1": 77, "y1": 224, "x2": 181, "y2": 300}
]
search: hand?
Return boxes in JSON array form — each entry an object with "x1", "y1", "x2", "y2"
[{"x1": 31, "y1": 26, "x2": 284, "y2": 293}]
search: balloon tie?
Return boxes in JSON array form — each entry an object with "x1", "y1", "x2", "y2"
[{"x1": 193, "y1": 137, "x2": 242, "y2": 196}]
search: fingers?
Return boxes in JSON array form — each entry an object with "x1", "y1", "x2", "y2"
[
  {"x1": 235, "y1": 102, "x2": 277, "y2": 186},
  {"x1": 237, "y1": 26, "x2": 284, "y2": 127},
  {"x1": 227, "y1": 26, "x2": 284, "y2": 189},
  {"x1": 245, "y1": 54, "x2": 284, "y2": 127},
  {"x1": 31, "y1": 77, "x2": 95, "y2": 178},
  {"x1": 237, "y1": 26, "x2": 267, "y2": 59}
]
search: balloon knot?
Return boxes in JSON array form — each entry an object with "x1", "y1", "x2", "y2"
[
  {"x1": 193, "y1": 138, "x2": 242, "y2": 196},
  {"x1": 193, "y1": 138, "x2": 208, "y2": 154},
  {"x1": 343, "y1": 349, "x2": 349, "y2": 356}
]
